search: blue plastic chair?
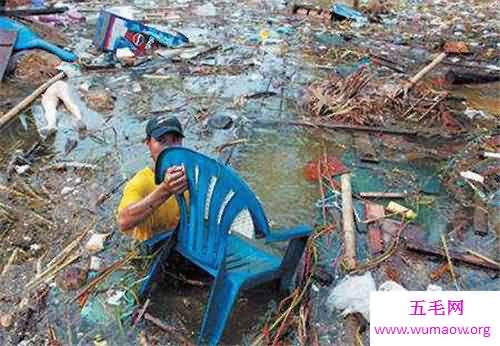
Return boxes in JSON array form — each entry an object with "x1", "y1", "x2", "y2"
[{"x1": 139, "y1": 147, "x2": 312, "y2": 345}]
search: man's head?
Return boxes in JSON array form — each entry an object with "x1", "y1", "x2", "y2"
[{"x1": 145, "y1": 115, "x2": 184, "y2": 162}]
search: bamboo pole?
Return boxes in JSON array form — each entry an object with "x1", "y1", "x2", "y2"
[
  {"x1": 0, "y1": 72, "x2": 66, "y2": 130},
  {"x1": 341, "y1": 173, "x2": 356, "y2": 270}
]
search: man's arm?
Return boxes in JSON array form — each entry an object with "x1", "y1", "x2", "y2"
[{"x1": 118, "y1": 166, "x2": 187, "y2": 232}]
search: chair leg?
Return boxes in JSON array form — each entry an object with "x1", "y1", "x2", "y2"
[
  {"x1": 139, "y1": 233, "x2": 177, "y2": 300},
  {"x1": 199, "y1": 275, "x2": 241, "y2": 346},
  {"x1": 279, "y1": 236, "x2": 308, "y2": 293}
]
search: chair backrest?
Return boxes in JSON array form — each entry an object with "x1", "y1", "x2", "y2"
[{"x1": 155, "y1": 147, "x2": 271, "y2": 271}]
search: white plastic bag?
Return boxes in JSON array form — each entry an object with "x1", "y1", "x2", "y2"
[{"x1": 326, "y1": 271, "x2": 375, "y2": 321}]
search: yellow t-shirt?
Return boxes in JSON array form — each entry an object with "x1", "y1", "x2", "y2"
[{"x1": 117, "y1": 167, "x2": 186, "y2": 241}]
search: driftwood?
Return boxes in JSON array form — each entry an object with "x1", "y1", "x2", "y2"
[
  {"x1": 405, "y1": 238, "x2": 500, "y2": 271},
  {"x1": 254, "y1": 119, "x2": 416, "y2": 135},
  {"x1": 0, "y1": 72, "x2": 66, "y2": 130}
]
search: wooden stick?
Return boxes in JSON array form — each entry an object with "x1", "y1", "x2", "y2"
[
  {"x1": 215, "y1": 139, "x2": 247, "y2": 153},
  {"x1": 144, "y1": 313, "x2": 194, "y2": 346},
  {"x1": 464, "y1": 248, "x2": 500, "y2": 267},
  {"x1": 0, "y1": 72, "x2": 66, "y2": 130},
  {"x1": 26, "y1": 254, "x2": 80, "y2": 290},
  {"x1": 441, "y1": 234, "x2": 460, "y2": 290},
  {"x1": 133, "y1": 298, "x2": 151, "y2": 325},
  {"x1": 0, "y1": 248, "x2": 19, "y2": 277},
  {"x1": 26, "y1": 225, "x2": 93, "y2": 288},
  {"x1": 416, "y1": 92, "x2": 448, "y2": 121},
  {"x1": 359, "y1": 192, "x2": 407, "y2": 199},
  {"x1": 393, "y1": 52, "x2": 447, "y2": 98},
  {"x1": 341, "y1": 174, "x2": 356, "y2": 270}
]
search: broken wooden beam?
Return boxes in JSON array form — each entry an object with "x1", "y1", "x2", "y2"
[{"x1": 405, "y1": 238, "x2": 500, "y2": 271}]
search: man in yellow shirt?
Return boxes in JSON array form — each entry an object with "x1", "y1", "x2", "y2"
[{"x1": 117, "y1": 116, "x2": 188, "y2": 241}]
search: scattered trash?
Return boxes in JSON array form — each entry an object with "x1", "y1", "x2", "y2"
[
  {"x1": 0, "y1": 313, "x2": 14, "y2": 329},
  {"x1": 89, "y1": 256, "x2": 103, "y2": 272},
  {"x1": 81, "y1": 87, "x2": 116, "y2": 112},
  {"x1": 106, "y1": 289, "x2": 126, "y2": 306},
  {"x1": 331, "y1": 4, "x2": 368, "y2": 26},
  {"x1": 460, "y1": 170, "x2": 484, "y2": 184},
  {"x1": 60, "y1": 186, "x2": 74, "y2": 195},
  {"x1": 386, "y1": 201, "x2": 417, "y2": 220},
  {"x1": 378, "y1": 280, "x2": 406, "y2": 291},
  {"x1": 116, "y1": 47, "x2": 137, "y2": 66},
  {"x1": 84, "y1": 233, "x2": 110, "y2": 254}
]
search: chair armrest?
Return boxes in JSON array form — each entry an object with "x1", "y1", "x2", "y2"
[{"x1": 265, "y1": 225, "x2": 313, "y2": 243}]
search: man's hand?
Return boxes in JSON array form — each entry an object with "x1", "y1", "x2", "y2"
[{"x1": 161, "y1": 165, "x2": 188, "y2": 195}]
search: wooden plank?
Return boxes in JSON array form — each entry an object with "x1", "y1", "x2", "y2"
[
  {"x1": 365, "y1": 201, "x2": 385, "y2": 255},
  {"x1": 0, "y1": 30, "x2": 17, "y2": 81},
  {"x1": 365, "y1": 201, "x2": 385, "y2": 221},
  {"x1": 405, "y1": 238, "x2": 499, "y2": 271},
  {"x1": 368, "y1": 223, "x2": 384, "y2": 255}
]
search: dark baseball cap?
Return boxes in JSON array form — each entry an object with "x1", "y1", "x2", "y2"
[{"x1": 146, "y1": 115, "x2": 184, "y2": 139}]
